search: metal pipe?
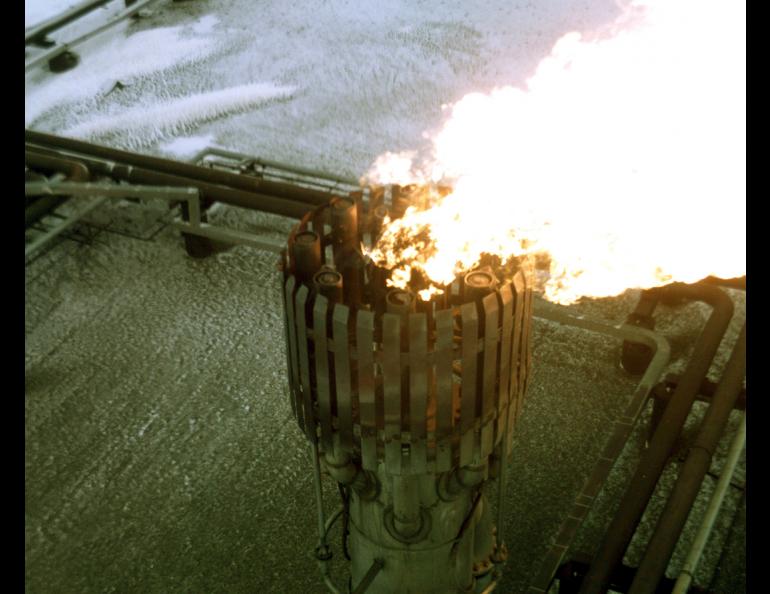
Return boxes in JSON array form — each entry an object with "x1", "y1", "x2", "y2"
[
  {"x1": 25, "y1": 183, "x2": 200, "y2": 258},
  {"x1": 25, "y1": 150, "x2": 90, "y2": 182},
  {"x1": 26, "y1": 145, "x2": 313, "y2": 219},
  {"x1": 699, "y1": 276, "x2": 746, "y2": 291},
  {"x1": 26, "y1": 131, "x2": 332, "y2": 206},
  {"x1": 25, "y1": 0, "x2": 111, "y2": 45},
  {"x1": 25, "y1": 196, "x2": 108, "y2": 259},
  {"x1": 672, "y1": 413, "x2": 746, "y2": 594},
  {"x1": 25, "y1": 0, "x2": 160, "y2": 72},
  {"x1": 314, "y1": 269, "x2": 344, "y2": 303},
  {"x1": 25, "y1": 151, "x2": 91, "y2": 228},
  {"x1": 621, "y1": 289, "x2": 660, "y2": 374},
  {"x1": 191, "y1": 146, "x2": 360, "y2": 188},
  {"x1": 309, "y1": 441, "x2": 341, "y2": 594},
  {"x1": 25, "y1": 181, "x2": 198, "y2": 200},
  {"x1": 463, "y1": 269, "x2": 497, "y2": 302},
  {"x1": 628, "y1": 324, "x2": 746, "y2": 594},
  {"x1": 525, "y1": 300, "x2": 670, "y2": 593},
  {"x1": 26, "y1": 194, "x2": 69, "y2": 229},
  {"x1": 392, "y1": 475, "x2": 422, "y2": 539},
  {"x1": 385, "y1": 289, "x2": 414, "y2": 316},
  {"x1": 368, "y1": 205, "x2": 388, "y2": 241},
  {"x1": 330, "y1": 198, "x2": 358, "y2": 247},
  {"x1": 323, "y1": 506, "x2": 345, "y2": 542},
  {"x1": 578, "y1": 283, "x2": 734, "y2": 594},
  {"x1": 292, "y1": 231, "x2": 323, "y2": 285}
]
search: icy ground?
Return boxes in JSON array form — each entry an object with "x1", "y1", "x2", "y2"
[{"x1": 26, "y1": 0, "x2": 622, "y2": 179}]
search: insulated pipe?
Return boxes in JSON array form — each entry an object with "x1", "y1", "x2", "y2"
[
  {"x1": 25, "y1": 150, "x2": 90, "y2": 182},
  {"x1": 628, "y1": 324, "x2": 746, "y2": 594},
  {"x1": 25, "y1": 0, "x2": 111, "y2": 45},
  {"x1": 26, "y1": 131, "x2": 331, "y2": 206},
  {"x1": 578, "y1": 283, "x2": 734, "y2": 594},
  {"x1": 26, "y1": 145, "x2": 312, "y2": 219},
  {"x1": 672, "y1": 413, "x2": 746, "y2": 594}
]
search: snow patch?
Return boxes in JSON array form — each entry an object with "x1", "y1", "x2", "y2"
[
  {"x1": 25, "y1": 23, "x2": 218, "y2": 126},
  {"x1": 159, "y1": 134, "x2": 217, "y2": 159},
  {"x1": 63, "y1": 83, "x2": 297, "y2": 150},
  {"x1": 190, "y1": 14, "x2": 219, "y2": 35},
  {"x1": 25, "y1": 0, "x2": 81, "y2": 29}
]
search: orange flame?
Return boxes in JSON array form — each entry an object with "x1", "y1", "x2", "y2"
[{"x1": 365, "y1": 0, "x2": 745, "y2": 304}]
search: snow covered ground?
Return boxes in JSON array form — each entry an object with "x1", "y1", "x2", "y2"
[{"x1": 25, "y1": 0, "x2": 621, "y2": 179}]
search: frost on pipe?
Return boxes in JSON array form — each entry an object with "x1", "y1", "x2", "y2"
[{"x1": 280, "y1": 188, "x2": 533, "y2": 593}]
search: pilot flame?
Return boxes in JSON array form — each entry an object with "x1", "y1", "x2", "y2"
[{"x1": 365, "y1": 0, "x2": 745, "y2": 304}]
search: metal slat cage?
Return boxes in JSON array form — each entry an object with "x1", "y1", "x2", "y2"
[
  {"x1": 282, "y1": 194, "x2": 531, "y2": 471},
  {"x1": 280, "y1": 188, "x2": 533, "y2": 594}
]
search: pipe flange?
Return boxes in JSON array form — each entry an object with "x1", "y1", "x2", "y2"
[{"x1": 383, "y1": 506, "x2": 431, "y2": 544}]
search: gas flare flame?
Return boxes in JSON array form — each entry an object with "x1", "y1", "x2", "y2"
[{"x1": 365, "y1": 0, "x2": 745, "y2": 304}]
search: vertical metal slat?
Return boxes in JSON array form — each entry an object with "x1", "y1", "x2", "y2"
[
  {"x1": 481, "y1": 292, "x2": 499, "y2": 459},
  {"x1": 460, "y1": 302, "x2": 479, "y2": 467},
  {"x1": 517, "y1": 282, "x2": 533, "y2": 423},
  {"x1": 434, "y1": 308, "x2": 455, "y2": 472},
  {"x1": 496, "y1": 284, "x2": 514, "y2": 446},
  {"x1": 295, "y1": 285, "x2": 316, "y2": 443},
  {"x1": 357, "y1": 310, "x2": 377, "y2": 470},
  {"x1": 314, "y1": 294, "x2": 333, "y2": 450},
  {"x1": 333, "y1": 303, "x2": 353, "y2": 451},
  {"x1": 382, "y1": 312, "x2": 402, "y2": 475},
  {"x1": 283, "y1": 276, "x2": 303, "y2": 431},
  {"x1": 507, "y1": 272, "x2": 525, "y2": 455},
  {"x1": 409, "y1": 312, "x2": 428, "y2": 475}
]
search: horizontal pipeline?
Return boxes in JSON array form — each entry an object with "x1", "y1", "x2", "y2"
[
  {"x1": 26, "y1": 130, "x2": 334, "y2": 207},
  {"x1": 25, "y1": 0, "x2": 111, "y2": 45},
  {"x1": 26, "y1": 146, "x2": 314, "y2": 220}
]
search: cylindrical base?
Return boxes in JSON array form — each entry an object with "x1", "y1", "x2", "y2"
[{"x1": 347, "y1": 465, "x2": 499, "y2": 594}]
